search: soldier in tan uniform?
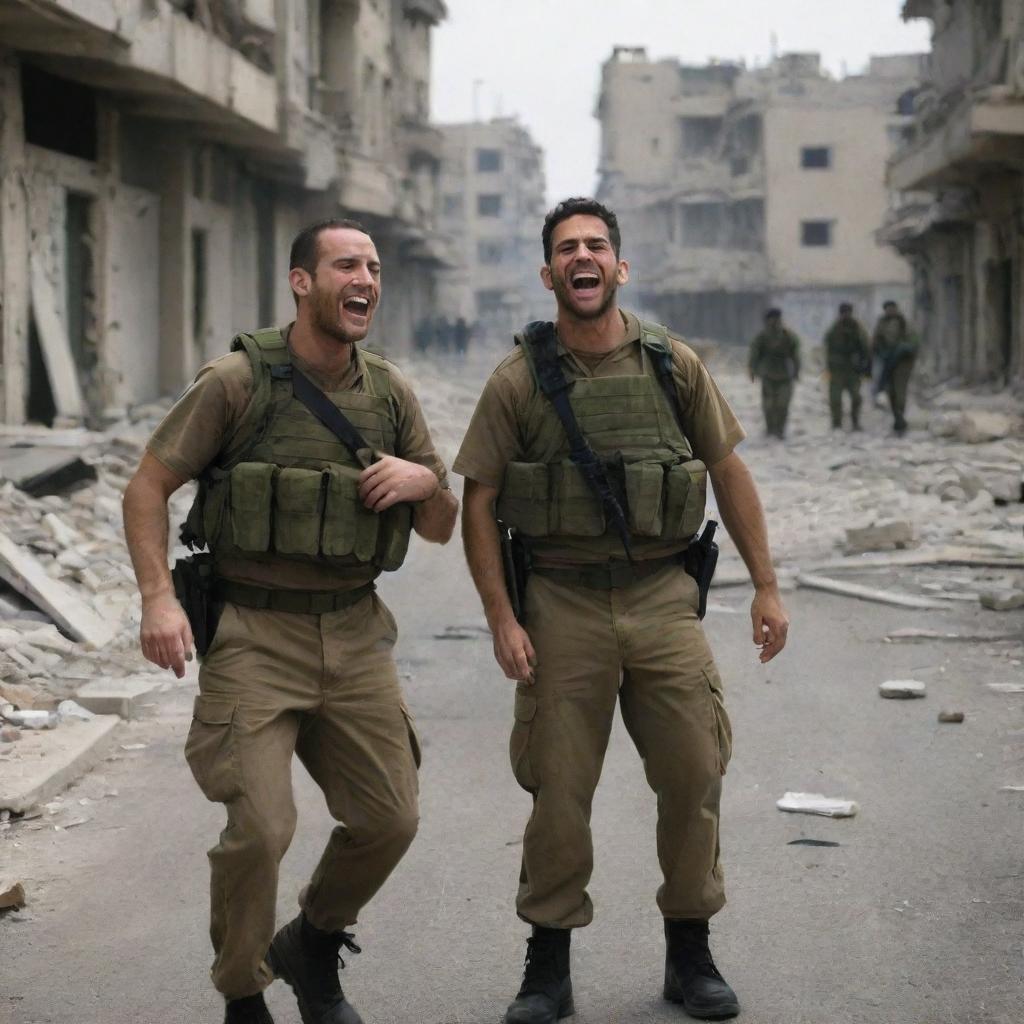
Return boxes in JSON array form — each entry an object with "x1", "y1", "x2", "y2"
[
  {"x1": 458, "y1": 198, "x2": 789, "y2": 1023},
  {"x1": 123, "y1": 219, "x2": 458, "y2": 1024}
]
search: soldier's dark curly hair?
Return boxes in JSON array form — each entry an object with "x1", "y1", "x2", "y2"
[{"x1": 542, "y1": 198, "x2": 621, "y2": 264}]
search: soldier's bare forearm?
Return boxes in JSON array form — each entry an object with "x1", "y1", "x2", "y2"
[
  {"x1": 413, "y1": 485, "x2": 459, "y2": 544},
  {"x1": 707, "y1": 451, "x2": 778, "y2": 591},
  {"x1": 462, "y1": 480, "x2": 517, "y2": 628}
]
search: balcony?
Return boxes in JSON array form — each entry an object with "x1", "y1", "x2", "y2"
[
  {"x1": 399, "y1": 118, "x2": 444, "y2": 166},
  {"x1": 888, "y1": 91, "x2": 1024, "y2": 191}
]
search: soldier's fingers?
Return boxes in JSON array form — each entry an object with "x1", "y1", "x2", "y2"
[
  {"x1": 170, "y1": 637, "x2": 186, "y2": 679},
  {"x1": 370, "y1": 489, "x2": 400, "y2": 512},
  {"x1": 751, "y1": 615, "x2": 766, "y2": 646}
]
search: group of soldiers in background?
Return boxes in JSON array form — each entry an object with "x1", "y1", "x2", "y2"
[
  {"x1": 414, "y1": 314, "x2": 475, "y2": 356},
  {"x1": 748, "y1": 300, "x2": 918, "y2": 440}
]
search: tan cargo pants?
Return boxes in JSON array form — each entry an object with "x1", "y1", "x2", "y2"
[
  {"x1": 186, "y1": 592, "x2": 420, "y2": 999},
  {"x1": 510, "y1": 564, "x2": 732, "y2": 928}
]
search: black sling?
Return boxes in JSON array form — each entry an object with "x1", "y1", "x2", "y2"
[{"x1": 272, "y1": 363, "x2": 376, "y2": 469}]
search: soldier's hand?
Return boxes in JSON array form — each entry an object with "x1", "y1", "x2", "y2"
[
  {"x1": 140, "y1": 592, "x2": 194, "y2": 678},
  {"x1": 492, "y1": 614, "x2": 537, "y2": 684},
  {"x1": 359, "y1": 456, "x2": 439, "y2": 511},
  {"x1": 751, "y1": 586, "x2": 789, "y2": 664}
]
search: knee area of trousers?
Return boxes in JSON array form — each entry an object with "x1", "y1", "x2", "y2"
[
  {"x1": 245, "y1": 812, "x2": 297, "y2": 863},
  {"x1": 365, "y1": 806, "x2": 419, "y2": 851}
]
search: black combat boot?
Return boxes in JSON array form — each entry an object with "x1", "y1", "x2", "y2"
[
  {"x1": 267, "y1": 913, "x2": 364, "y2": 1024},
  {"x1": 663, "y1": 919, "x2": 739, "y2": 1020},
  {"x1": 224, "y1": 993, "x2": 274, "y2": 1024},
  {"x1": 504, "y1": 926, "x2": 574, "y2": 1024}
]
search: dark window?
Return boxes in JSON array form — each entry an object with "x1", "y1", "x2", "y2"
[
  {"x1": 443, "y1": 193, "x2": 463, "y2": 217},
  {"x1": 21, "y1": 64, "x2": 97, "y2": 161},
  {"x1": 253, "y1": 185, "x2": 276, "y2": 326},
  {"x1": 478, "y1": 241, "x2": 503, "y2": 265},
  {"x1": 477, "y1": 194, "x2": 502, "y2": 217},
  {"x1": 679, "y1": 116, "x2": 721, "y2": 157},
  {"x1": 801, "y1": 147, "x2": 831, "y2": 169},
  {"x1": 476, "y1": 148, "x2": 502, "y2": 172},
  {"x1": 65, "y1": 193, "x2": 96, "y2": 371},
  {"x1": 801, "y1": 220, "x2": 833, "y2": 247},
  {"x1": 681, "y1": 203, "x2": 725, "y2": 246}
]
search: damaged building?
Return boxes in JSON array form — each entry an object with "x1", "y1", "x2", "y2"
[
  {"x1": 436, "y1": 116, "x2": 548, "y2": 339},
  {"x1": 882, "y1": 0, "x2": 1024, "y2": 389},
  {"x1": 596, "y1": 47, "x2": 925, "y2": 345},
  {"x1": 0, "y1": 0, "x2": 449, "y2": 428}
]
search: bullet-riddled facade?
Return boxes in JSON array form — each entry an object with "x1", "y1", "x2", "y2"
[
  {"x1": 883, "y1": 0, "x2": 1024, "y2": 388},
  {"x1": 0, "y1": 0, "x2": 449, "y2": 427},
  {"x1": 597, "y1": 48, "x2": 924, "y2": 346},
  {"x1": 437, "y1": 118, "x2": 548, "y2": 339}
]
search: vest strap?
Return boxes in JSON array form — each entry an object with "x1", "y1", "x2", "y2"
[
  {"x1": 214, "y1": 579, "x2": 376, "y2": 614},
  {"x1": 290, "y1": 366, "x2": 376, "y2": 469}
]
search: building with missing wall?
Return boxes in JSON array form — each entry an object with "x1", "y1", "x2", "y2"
[
  {"x1": 0, "y1": 0, "x2": 449, "y2": 427},
  {"x1": 882, "y1": 0, "x2": 1024, "y2": 389},
  {"x1": 596, "y1": 47, "x2": 925, "y2": 346},
  {"x1": 436, "y1": 117, "x2": 548, "y2": 340}
]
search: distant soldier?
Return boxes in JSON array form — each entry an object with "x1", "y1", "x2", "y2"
[
  {"x1": 823, "y1": 303, "x2": 870, "y2": 431},
  {"x1": 748, "y1": 308, "x2": 800, "y2": 439},
  {"x1": 434, "y1": 314, "x2": 452, "y2": 353},
  {"x1": 414, "y1": 316, "x2": 432, "y2": 353},
  {"x1": 872, "y1": 300, "x2": 918, "y2": 437},
  {"x1": 453, "y1": 316, "x2": 471, "y2": 358}
]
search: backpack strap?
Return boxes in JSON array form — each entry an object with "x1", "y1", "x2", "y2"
[
  {"x1": 638, "y1": 319, "x2": 688, "y2": 437},
  {"x1": 518, "y1": 321, "x2": 633, "y2": 561}
]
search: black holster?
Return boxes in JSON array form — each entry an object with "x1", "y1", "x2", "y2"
[
  {"x1": 499, "y1": 524, "x2": 531, "y2": 624},
  {"x1": 683, "y1": 520, "x2": 719, "y2": 621},
  {"x1": 171, "y1": 553, "x2": 222, "y2": 659}
]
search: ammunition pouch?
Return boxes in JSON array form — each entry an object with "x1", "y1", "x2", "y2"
[
  {"x1": 496, "y1": 457, "x2": 707, "y2": 542},
  {"x1": 171, "y1": 553, "x2": 222, "y2": 659},
  {"x1": 201, "y1": 462, "x2": 412, "y2": 571}
]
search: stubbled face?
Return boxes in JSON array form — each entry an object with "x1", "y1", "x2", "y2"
[
  {"x1": 541, "y1": 214, "x2": 628, "y2": 321},
  {"x1": 293, "y1": 228, "x2": 381, "y2": 344}
]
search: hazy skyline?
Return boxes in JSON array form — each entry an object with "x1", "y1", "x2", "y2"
[{"x1": 432, "y1": 1, "x2": 932, "y2": 203}]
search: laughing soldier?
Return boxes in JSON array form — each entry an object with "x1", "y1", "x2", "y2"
[
  {"x1": 123, "y1": 219, "x2": 458, "y2": 1024},
  {"x1": 457, "y1": 198, "x2": 789, "y2": 1022}
]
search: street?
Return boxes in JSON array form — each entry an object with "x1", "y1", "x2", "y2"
[{"x1": 2, "y1": 349, "x2": 1022, "y2": 1024}]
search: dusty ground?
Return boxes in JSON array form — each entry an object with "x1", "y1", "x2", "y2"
[{"x1": 2, "y1": 342, "x2": 1022, "y2": 1024}]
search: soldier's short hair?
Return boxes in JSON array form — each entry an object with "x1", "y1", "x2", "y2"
[
  {"x1": 839, "y1": 302, "x2": 853, "y2": 314},
  {"x1": 883, "y1": 299, "x2": 898, "y2": 310},
  {"x1": 765, "y1": 307, "x2": 782, "y2": 320},
  {"x1": 290, "y1": 218, "x2": 371, "y2": 275},
  {"x1": 542, "y1": 198, "x2": 621, "y2": 264}
]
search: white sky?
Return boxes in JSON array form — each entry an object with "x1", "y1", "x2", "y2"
[{"x1": 431, "y1": 1, "x2": 932, "y2": 202}]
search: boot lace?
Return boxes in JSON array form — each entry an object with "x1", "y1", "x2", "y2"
[{"x1": 518, "y1": 936, "x2": 561, "y2": 996}]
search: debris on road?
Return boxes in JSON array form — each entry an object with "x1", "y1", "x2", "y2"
[
  {"x1": 1, "y1": 705, "x2": 57, "y2": 729},
  {"x1": 0, "y1": 725, "x2": 21, "y2": 742},
  {"x1": 938, "y1": 710, "x2": 965, "y2": 723},
  {"x1": 884, "y1": 627, "x2": 1021, "y2": 643},
  {"x1": 0, "y1": 880, "x2": 26, "y2": 911},
  {"x1": 844, "y1": 519, "x2": 914, "y2": 554},
  {"x1": 787, "y1": 838, "x2": 841, "y2": 847},
  {"x1": 797, "y1": 573, "x2": 951, "y2": 609},
  {"x1": 987, "y1": 683, "x2": 1024, "y2": 694},
  {"x1": 979, "y1": 587, "x2": 1024, "y2": 611},
  {"x1": 879, "y1": 679, "x2": 927, "y2": 699},
  {"x1": 776, "y1": 792, "x2": 859, "y2": 818}
]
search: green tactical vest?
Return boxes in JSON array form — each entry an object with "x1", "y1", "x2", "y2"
[
  {"x1": 495, "y1": 321, "x2": 707, "y2": 557},
  {"x1": 183, "y1": 328, "x2": 412, "y2": 575}
]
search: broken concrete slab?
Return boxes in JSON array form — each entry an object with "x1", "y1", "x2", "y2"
[
  {"x1": 957, "y1": 410, "x2": 1021, "y2": 444},
  {"x1": 880, "y1": 679, "x2": 927, "y2": 699},
  {"x1": 0, "y1": 880, "x2": 26, "y2": 910},
  {"x1": 0, "y1": 445, "x2": 97, "y2": 496},
  {"x1": 987, "y1": 683, "x2": 1024, "y2": 694},
  {"x1": 844, "y1": 519, "x2": 914, "y2": 554},
  {"x1": 74, "y1": 677, "x2": 161, "y2": 720},
  {"x1": 796, "y1": 573, "x2": 951, "y2": 610},
  {"x1": 0, "y1": 715, "x2": 120, "y2": 813},
  {"x1": 776, "y1": 792, "x2": 859, "y2": 818},
  {"x1": 979, "y1": 588, "x2": 1024, "y2": 611},
  {"x1": 0, "y1": 531, "x2": 115, "y2": 648},
  {"x1": 29, "y1": 254, "x2": 85, "y2": 422}
]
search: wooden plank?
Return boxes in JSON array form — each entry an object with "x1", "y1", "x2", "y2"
[
  {"x1": 29, "y1": 253, "x2": 85, "y2": 421},
  {"x1": 796, "y1": 573, "x2": 953, "y2": 610},
  {"x1": 0, "y1": 531, "x2": 114, "y2": 648},
  {"x1": 807, "y1": 546, "x2": 1024, "y2": 572}
]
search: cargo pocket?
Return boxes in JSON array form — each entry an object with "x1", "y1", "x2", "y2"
[
  {"x1": 400, "y1": 701, "x2": 422, "y2": 769},
  {"x1": 377, "y1": 504, "x2": 412, "y2": 570},
  {"x1": 552, "y1": 461, "x2": 605, "y2": 537},
  {"x1": 702, "y1": 667, "x2": 733, "y2": 776},
  {"x1": 625, "y1": 462, "x2": 665, "y2": 537},
  {"x1": 274, "y1": 467, "x2": 326, "y2": 555},
  {"x1": 322, "y1": 466, "x2": 379, "y2": 560},
  {"x1": 663, "y1": 460, "x2": 707, "y2": 541},
  {"x1": 509, "y1": 690, "x2": 538, "y2": 792},
  {"x1": 184, "y1": 695, "x2": 243, "y2": 803},
  {"x1": 228, "y1": 463, "x2": 275, "y2": 552},
  {"x1": 496, "y1": 462, "x2": 551, "y2": 536}
]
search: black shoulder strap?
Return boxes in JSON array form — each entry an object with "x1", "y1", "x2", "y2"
[
  {"x1": 274, "y1": 363, "x2": 376, "y2": 469},
  {"x1": 520, "y1": 321, "x2": 633, "y2": 561},
  {"x1": 640, "y1": 323, "x2": 688, "y2": 437}
]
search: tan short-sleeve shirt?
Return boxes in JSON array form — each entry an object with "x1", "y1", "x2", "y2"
[
  {"x1": 147, "y1": 326, "x2": 449, "y2": 590},
  {"x1": 453, "y1": 310, "x2": 745, "y2": 564}
]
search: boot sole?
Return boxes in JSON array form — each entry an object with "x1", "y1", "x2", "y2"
[{"x1": 664, "y1": 984, "x2": 739, "y2": 1020}]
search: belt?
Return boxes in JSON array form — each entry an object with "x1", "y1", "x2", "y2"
[
  {"x1": 531, "y1": 554, "x2": 679, "y2": 591},
  {"x1": 214, "y1": 579, "x2": 376, "y2": 614}
]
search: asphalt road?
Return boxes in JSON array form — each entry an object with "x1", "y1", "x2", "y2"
[{"x1": 3, "y1": 510, "x2": 1022, "y2": 1024}]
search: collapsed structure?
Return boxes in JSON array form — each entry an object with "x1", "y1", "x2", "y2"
[
  {"x1": 0, "y1": 0, "x2": 449, "y2": 427},
  {"x1": 882, "y1": 0, "x2": 1024, "y2": 389},
  {"x1": 436, "y1": 116, "x2": 549, "y2": 338},
  {"x1": 596, "y1": 47, "x2": 924, "y2": 346}
]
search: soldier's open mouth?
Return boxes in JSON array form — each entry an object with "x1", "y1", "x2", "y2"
[
  {"x1": 342, "y1": 296, "x2": 371, "y2": 318},
  {"x1": 571, "y1": 272, "x2": 600, "y2": 292}
]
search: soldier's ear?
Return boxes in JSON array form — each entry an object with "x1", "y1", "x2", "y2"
[
  {"x1": 540, "y1": 264, "x2": 554, "y2": 292},
  {"x1": 616, "y1": 258, "x2": 630, "y2": 285},
  {"x1": 289, "y1": 267, "x2": 312, "y2": 298}
]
